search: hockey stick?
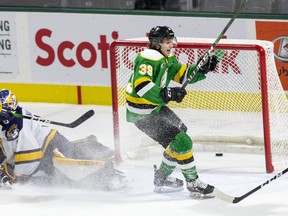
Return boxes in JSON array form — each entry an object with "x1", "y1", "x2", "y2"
[
  {"x1": 11, "y1": 109, "x2": 95, "y2": 128},
  {"x1": 181, "y1": 0, "x2": 251, "y2": 89},
  {"x1": 214, "y1": 167, "x2": 288, "y2": 203}
]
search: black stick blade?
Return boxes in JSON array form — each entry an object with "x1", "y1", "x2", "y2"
[{"x1": 50, "y1": 109, "x2": 95, "y2": 128}]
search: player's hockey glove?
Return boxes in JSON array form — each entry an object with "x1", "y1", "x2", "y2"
[
  {"x1": 161, "y1": 87, "x2": 187, "y2": 104},
  {"x1": 198, "y1": 55, "x2": 218, "y2": 74},
  {"x1": 0, "y1": 104, "x2": 14, "y2": 124}
]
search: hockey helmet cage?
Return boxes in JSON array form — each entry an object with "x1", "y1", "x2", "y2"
[
  {"x1": 148, "y1": 26, "x2": 177, "y2": 45},
  {"x1": 0, "y1": 89, "x2": 18, "y2": 111}
]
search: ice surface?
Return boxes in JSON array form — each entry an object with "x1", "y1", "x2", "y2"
[{"x1": 1, "y1": 103, "x2": 287, "y2": 216}]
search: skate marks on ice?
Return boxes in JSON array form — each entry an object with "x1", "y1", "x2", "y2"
[{"x1": 0, "y1": 156, "x2": 288, "y2": 216}]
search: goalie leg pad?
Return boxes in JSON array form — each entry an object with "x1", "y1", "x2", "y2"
[
  {"x1": 71, "y1": 135, "x2": 115, "y2": 160},
  {"x1": 52, "y1": 156, "x2": 105, "y2": 181},
  {"x1": 53, "y1": 157, "x2": 128, "y2": 190},
  {"x1": 105, "y1": 169, "x2": 129, "y2": 191}
]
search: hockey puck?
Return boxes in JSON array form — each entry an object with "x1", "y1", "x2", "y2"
[{"x1": 215, "y1": 153, "x2": 223, "y2": 157}]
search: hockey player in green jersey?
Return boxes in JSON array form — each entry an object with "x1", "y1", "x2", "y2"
[{"x1": 126, "y1": 26, "x2": 218, "y2": 199}]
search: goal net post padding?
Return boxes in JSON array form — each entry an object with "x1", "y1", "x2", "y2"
[{"x1": 110, "y1": 37, "x2": 288, "y2": 173}]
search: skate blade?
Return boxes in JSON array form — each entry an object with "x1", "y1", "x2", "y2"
[
  {"x1": 189, "y1": 192, "x2": 215, "y2": 199},
  {"x1": 154, "y1": 186, "x2": 184, "y2": 193}
]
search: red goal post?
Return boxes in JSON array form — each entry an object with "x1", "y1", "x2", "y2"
[{"x1": 110, "y1": 38, "x2": 288, "y2": 173}]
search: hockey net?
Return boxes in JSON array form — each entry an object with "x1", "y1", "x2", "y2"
[{"x1": 110, "y1": 38, "x2": 288, "y2": 173}]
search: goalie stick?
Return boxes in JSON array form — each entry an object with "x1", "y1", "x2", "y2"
[
  {"x1": 11, "y1": 109, "x2": 95, "y2": 128},
  {"x1": 181, "y1": 0, "x2": 251, "y2": 89},
  {"x1": 213, "y1": 167, "x2": 288, "y2": 203}
]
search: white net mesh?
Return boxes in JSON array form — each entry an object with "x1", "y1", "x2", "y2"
[{"x1": 110, "y1": 38, "x2": 288, "y2": 173}]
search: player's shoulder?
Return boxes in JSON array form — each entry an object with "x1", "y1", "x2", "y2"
[
  {"x1": 140, "y1": 49, "x2": 165, "y2": 61},
  {"x1": 17, "y1": 107, "x2": 32, "y2": 116}
]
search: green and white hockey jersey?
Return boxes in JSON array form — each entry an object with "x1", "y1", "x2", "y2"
[{"x1": 126, "y1": 49, "x2": 206, "y2": 123}]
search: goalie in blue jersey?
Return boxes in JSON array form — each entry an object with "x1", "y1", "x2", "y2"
[
  {"x1": 126, "y1": 25, "x2": 218, "y2": 198},
  {"x1": 0, "y1": 89, "x2": 127, "y2": 190}
]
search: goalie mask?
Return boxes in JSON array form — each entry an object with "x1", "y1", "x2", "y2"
[
  {"x1": 0, "y1": 89, "x2": 18, "y2": 111},
  {"x1": 148, "y1": 25, "x2": 177, "y2": 46}
]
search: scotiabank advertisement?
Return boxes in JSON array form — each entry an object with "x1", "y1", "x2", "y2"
[
  {"x1": 256, "y1": 21, "x2": 288, "y2": 91},
  {"x1": 0, "y1": 11, "x2": 255, "y2": 87},
  {"x1": 29, "y1": 13, "x2": 126, "y2": 86},
  {"x1": 2, "y1": 11, "x2": 288, "y2": 89},
  {"x1": 0, "y1": 13, "x2": 18, "y2": 79}
]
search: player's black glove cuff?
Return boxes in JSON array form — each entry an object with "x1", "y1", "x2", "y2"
[
  {"x1": 198, "y1": 55, "x2": 219, "y2": 74},
  {"x1": 161, "y1": 87, "x2": 187, "y2": 104}
]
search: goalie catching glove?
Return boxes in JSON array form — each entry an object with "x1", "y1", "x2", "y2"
[
  {"x1": 198, "y1": 55, "x2": 218, "y2": 74},
  {"x1": 161, "y1": 87, "x2": 187, "y2": 104}
]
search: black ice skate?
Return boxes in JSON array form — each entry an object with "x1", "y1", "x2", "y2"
[
  {"x1": 187, "y1": 178, "x2": 215, "y2": 199},
  {"x1": 153, "y1": 165, "x2": 184, "y2": 193}
]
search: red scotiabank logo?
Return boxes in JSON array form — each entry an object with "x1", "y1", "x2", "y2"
[{"x1": 35, "y1": 28, "x2": 119, "y2": 68}]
